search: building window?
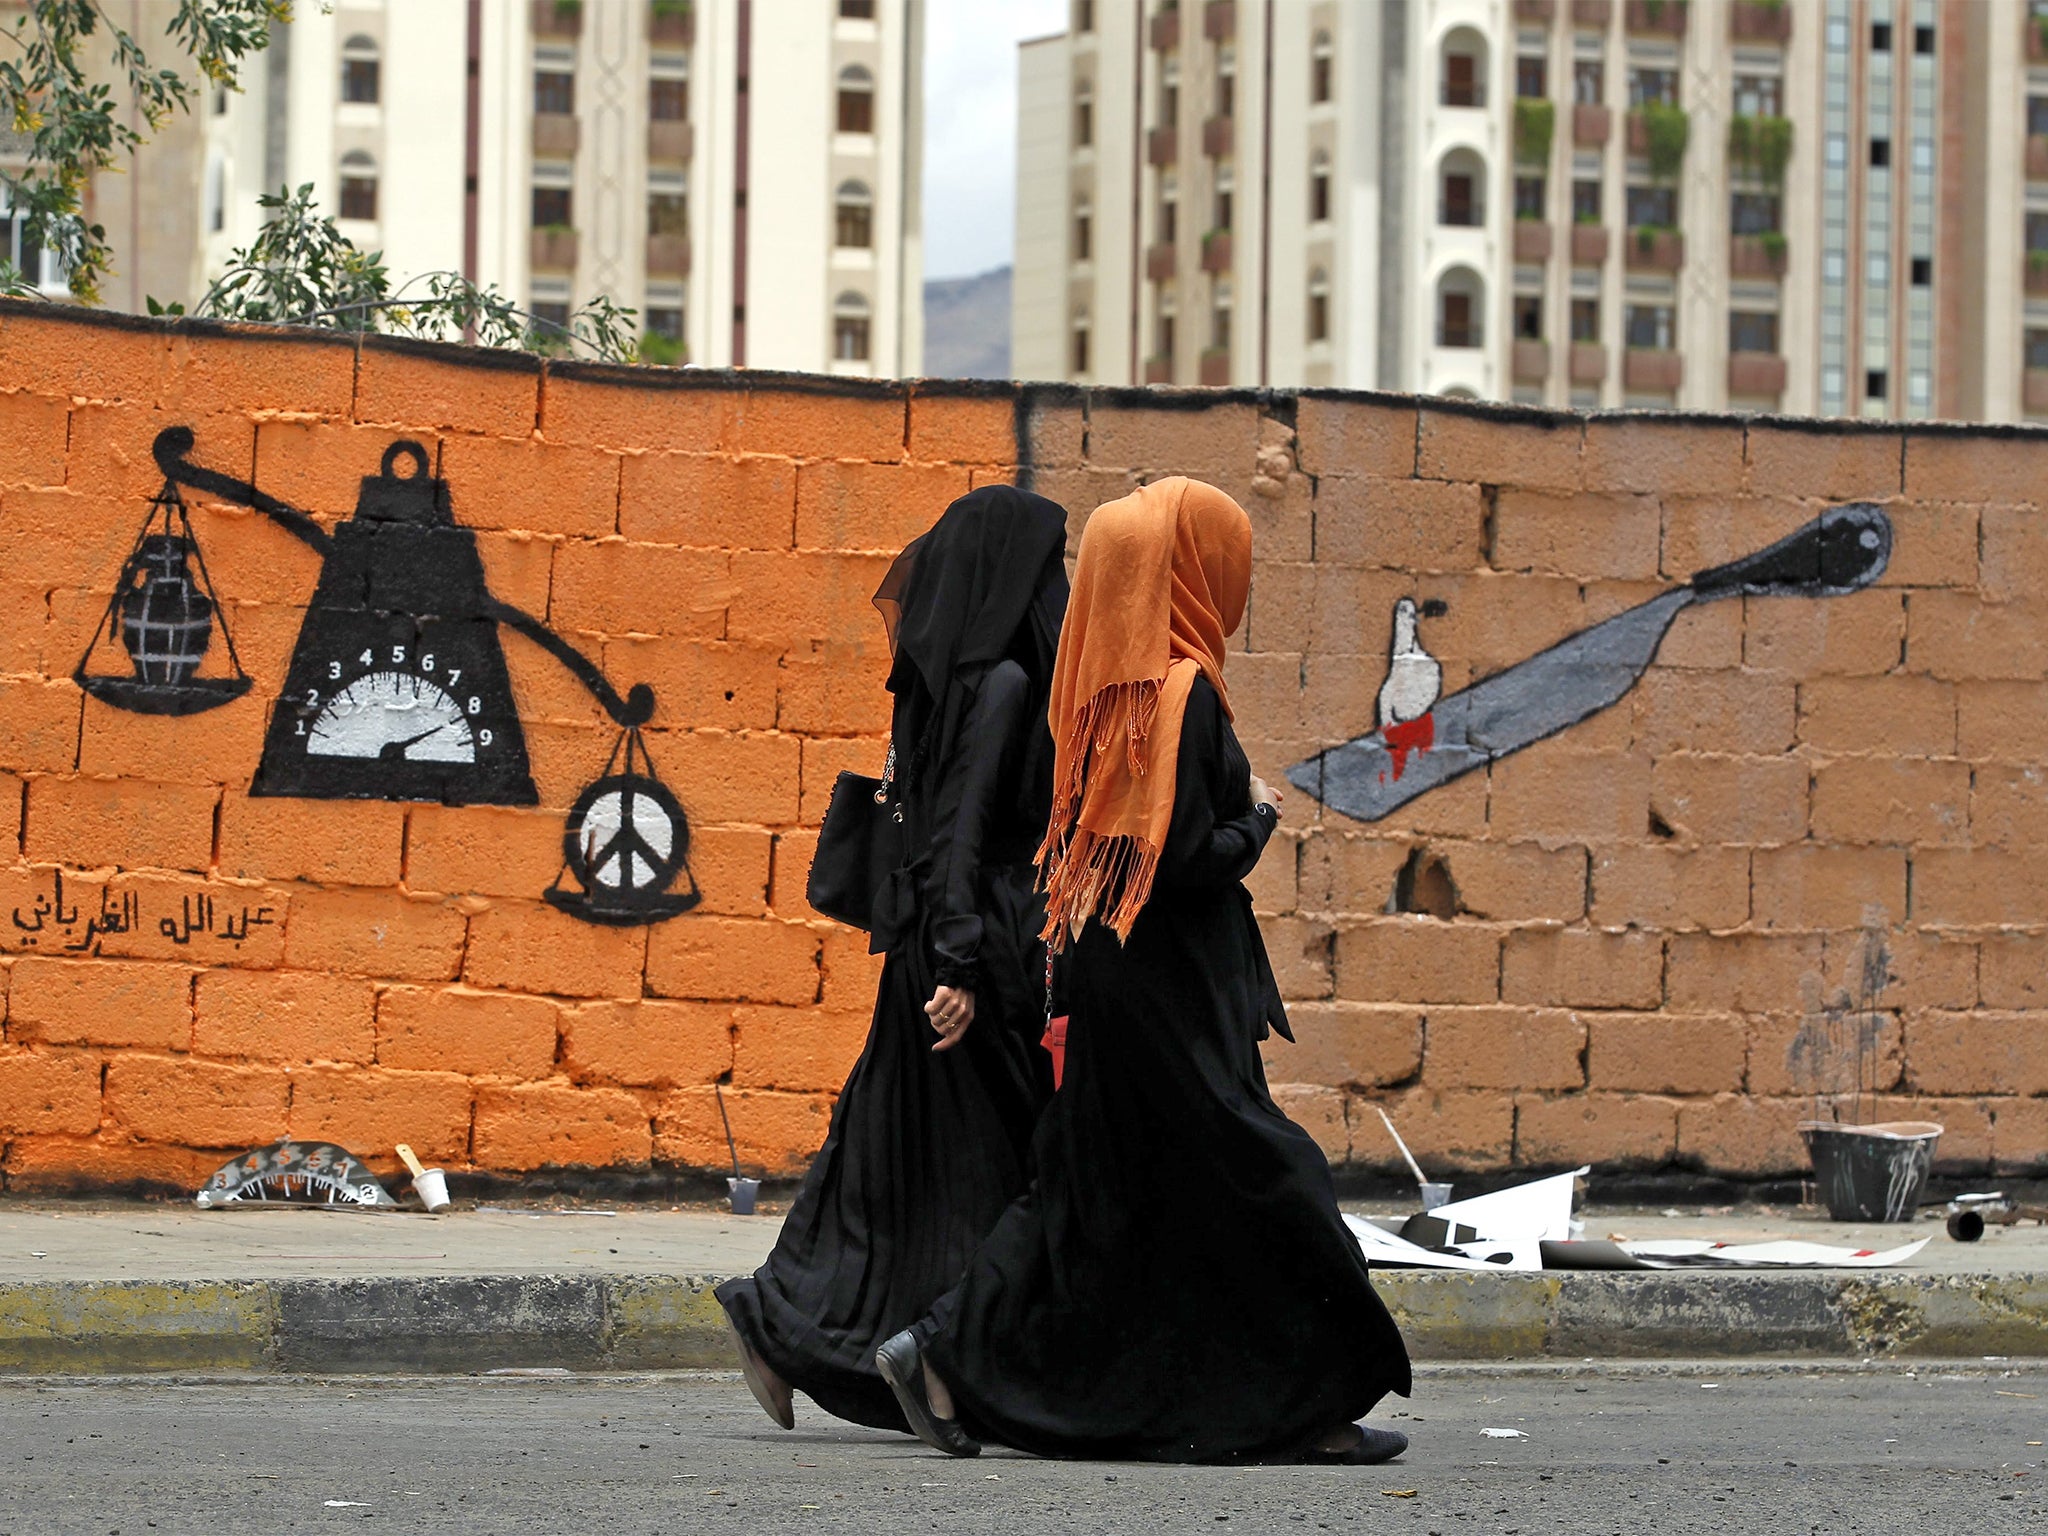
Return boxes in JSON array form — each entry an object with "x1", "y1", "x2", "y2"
[
  {"x1": 205, "y1": 153, "x2": 226, "y2": 233},
  {"x1": 1625, "y1": 184, "x2": 1677, "y2": 227},
  {"x1": 1570, "y1": 298, "x2": 1599, "y2": 343},
  {"x1": 1515, "y1": 175, "x2": 1545, "y2": 221},
  {"x1": 1310, "y1": 30, "x2": 1333, "y2": 104},
  {"x1": 646, "y1": 305, "x2": 684, "y2": 341},
  {"x1": 533, "y1": 184, "x2": 573, "y2": 228},
  {"x1": 1156, "y1": 305, "x2": 1176, "y2": 363},
  {"x1": 1436, "y1": 268, "x2": 1483, "y2": 347},
  {"x1": 1075, "y1": 80, "x2": 1094, "y2": 146},
  {"x1": 1866, "y1": 368, "x2": 1888, "y2": 400},
  {"x1": 837, "y1": 65, "x2": 874, "y2": 133},
  {"x1": 835, "y1": 180, "x2": 872, "y2": 247},
  {"x1": 1160, "y1": 61, "x2": 1179, "y2": 129},
  {"x1": 1572, "y1": 177, "x2": 1602, "y2": 224},
  {"x1": 1214, "y1": 167, "x2": 1233, "y2": 231},
  {"x1": 2028, "y1": 211, "x2": 2048, "y2": 254},
  {"x1": 1439, "y1": 152, "x2": 1484, "y2": 226},
  {"x1": 212, "y1": 83, "x2": 229, "y2": 116},
  {"x1": 1625, "y1": 303, "x2": 1674, "y2": 350},
  {"x1": 1217, "y1": 48, "x2": 1236, "y2": 119},
  {"x1": 1307, "y1": 268, "x2": 1330, "y2": 342},
  {"x1": 339, "y1": 151, "x2": 378, "y2": 220},
  {"x1": 2027, "y1": 328, "x2": 2048, "y2": 370},
  {"x1": 1072, "y1": 317, "x2": 1090, "y2": 373},
  {"x1": 1160, "y1": 180, "x2": 1178, "y2": 242},
  {"x1": 1514, "y1": 294, "x2": 1542, "y2": 340},
  {"x1": 535, "y1": 68, "x2": 575, "y2": 117},
  {"x1": 1628, "y1": 68, "x2": 1678, "y2": 109},
  {"x1": 1076, "y1": 0, "x2": 1094, "y2": 33},
  {"x1": 1574, "y1": 58, "x2": 1603, "y2": 105},
  {"x1": 840, "y1": 0, "x2": 875, "y2": 15},
  {"x1": 1074, "y1": 201, "x2": 1092, "y2": 261},
  {"x1": 341, "y1": 35, "x2": 380, "y2": 105},
  {"x1": 649, "y1": 187, "x2": 689, "y2": 236},
  {"x1": 1914, "y1": 24, "x2": 1934, "y2": 54},
  {"x1": 834, "y1": 291, "x2": 871, "y2": 360},
  {"x1": 1733, "y1": 73, "x2": 1782, "y2": 118},
  {"x1": 1730, "y1": 311, "x2": 1779, "y2": 354},
  {"x1": 1211, "y1": 282, "x2": 1232, "y2": 350},
  {"x1": 1912, "y1": 255, "x2": 1932, "y2": 286},
  {"x1": 652, "y1": 75, "x2": 689, "y2": 121},
  {"x1": 1309, "y1": 151, "x2": 1331, "y2": 222},
  {"x1": 1731, "y1": 192, "x2": 1781, "y2": 235},
  {"x1": 1516, "y1": 55, "x2": 1546, "y2": 98},
  {"x1": 1441, "y1": 34, "x2": 1485, "y2": 108},
  {"x1": 1871, "y1": 20, "x2": 1892, "y2": 51},
  {"x1": 531, "y1": 300, "x2": 572, "y2": 332},
  {"x1": 1870, "y1": 138, "x2": 1891, "y2": 169}
]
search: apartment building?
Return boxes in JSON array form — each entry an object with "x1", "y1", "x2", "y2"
[
  {"x1": 89, "y1": 0, "x2": 923, "y2": 376},
  {"x1": 1015, "y1": 0, "x2": 2048, "y2": 423}
]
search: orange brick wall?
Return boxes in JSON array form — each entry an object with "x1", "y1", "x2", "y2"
[{"x1": 0, "y1": 301, "x2": 2043, "y2": 1192}]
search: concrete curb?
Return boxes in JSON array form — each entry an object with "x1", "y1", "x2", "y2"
[{"x1": 3, "y1": 1269, "x2": 2046, "y2": 1375}]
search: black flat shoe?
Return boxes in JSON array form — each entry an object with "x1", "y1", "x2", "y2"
[
  {"x1": 723, "y1": 1311, "x2": 793, "y2": 1429},
  {"x1": 1301, "y1": 1424, "x2": 1408, "y2": 1465},
  {"x1": 875, "y1": 1330, "x2": 980, "y2": 1458}
]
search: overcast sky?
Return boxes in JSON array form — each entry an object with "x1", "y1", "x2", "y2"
[{"x1": 922, "y1": 0, "x2": 1069, "y2": 280}]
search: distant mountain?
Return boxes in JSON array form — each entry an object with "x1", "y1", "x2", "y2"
[{"x1": 923, "y1": 265, "x2": 1012, "y2": 379}]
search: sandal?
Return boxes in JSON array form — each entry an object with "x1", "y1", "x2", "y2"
[
  {"x1": 1301, "y1": 1423, "x2": 1408, "y2": 1465},
  {"x1": 875, "y1": 1330, "x2": 981, "y2": 1458}
]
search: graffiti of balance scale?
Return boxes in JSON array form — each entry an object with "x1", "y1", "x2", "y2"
[{"x1": 73, "y1": 427, "x2": 698, "y2": 926}]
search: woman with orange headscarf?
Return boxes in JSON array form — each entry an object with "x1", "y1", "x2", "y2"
[{"x1": 876, "y1": 478, "x2": 1412, "y2": 1465}]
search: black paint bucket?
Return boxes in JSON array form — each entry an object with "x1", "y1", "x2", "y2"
[{"x1": 1799, "y1": 1121, "x2": 1942, "y2": 1222}]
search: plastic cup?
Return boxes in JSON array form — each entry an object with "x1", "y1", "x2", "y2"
[
  {"x1": 413, "y1": 1167, "x2": 451, "y2": 1213},
  {"x1": 728, "y1": 1177, "x2": 761, "y2": 1215},
  {"x1": 1420, "y1": 1182, "x2": 1455, "y2": 1211}
]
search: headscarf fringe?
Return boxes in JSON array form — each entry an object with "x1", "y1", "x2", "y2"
[{"x1": 1038, "y1": 676, "x2": 1166, "y2": 949}]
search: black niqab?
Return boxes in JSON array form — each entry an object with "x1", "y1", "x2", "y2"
[{"x1": 876, "y1": 485, "x2": 1069, "y2": 790}]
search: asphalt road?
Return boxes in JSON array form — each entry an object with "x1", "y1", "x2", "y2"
[{"x1": 2, "y1": 1366, "x2": 2043, "y2": 1535}]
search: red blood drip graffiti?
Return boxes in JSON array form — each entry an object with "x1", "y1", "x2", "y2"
[{"x1": 1380, "y1": 713, "x2": 1436, "y2": 783}]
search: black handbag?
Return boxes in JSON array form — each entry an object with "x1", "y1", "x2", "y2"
[{"x1": 806, "y1": 744, "x2": 905, "y2": 931}]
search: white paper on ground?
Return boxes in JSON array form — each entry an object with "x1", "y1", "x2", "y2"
[
  {"x1": 1344, "y1": 1213, "x2": 1545, "y2": 1272},
  {"x1": 1481, "y1": 1428, "x2": 1529, "y2": 1439},
  {"x1": 1427, "y1": 1168, "x2": 1590, "y2": 1242},
  {"x1": 1618, "y1": 1236, "x2": 1931, "y2": 1269}
]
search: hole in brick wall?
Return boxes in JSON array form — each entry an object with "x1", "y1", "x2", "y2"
[
  {"x1": 724, "y1": 690, "x2": 735, "y2": 701},
  {"x1": 1648, "y1": 807, "x2": 1678, "y2": 839},
  {"x1": 1388, "y1": 846, "x2": 1461, "y2": 919}
]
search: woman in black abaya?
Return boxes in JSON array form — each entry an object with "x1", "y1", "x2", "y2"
[
  {"x1": 716, "y1": 485, "x2": 1069, "y2": 1433},
  {"x1": 877, "y1": 477, "x2": 1413, "y2": 1465}
]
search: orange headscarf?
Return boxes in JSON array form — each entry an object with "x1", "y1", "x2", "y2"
[{"x1": 1038, "y1": 477, "x2": 1253, "y2": 947}]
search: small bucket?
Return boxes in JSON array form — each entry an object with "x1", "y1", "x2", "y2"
[
  {"x1": 728, "y1": 1176, "x2": 761, "y2": 1216},
  {"x1": 1420, "y1": 1182, "x2": 1455, "y2": 1211},
  {"x1": 413, "y1": 1167, "x2": 452, "y2": 1213},
  {"x1": 1799, "y1": 1121, "x2": 1942, "y2": 1222}
]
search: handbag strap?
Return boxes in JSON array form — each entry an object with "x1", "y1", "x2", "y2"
[{"x1": 875, "y1": 740, "x2": 897, "y2": 804}]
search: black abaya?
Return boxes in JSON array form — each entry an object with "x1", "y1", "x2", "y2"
[{"x1": 916, "y1": 675, "x2": 1413, "y2": 1462}]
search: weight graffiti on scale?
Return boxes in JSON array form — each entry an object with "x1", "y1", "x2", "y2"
[
  {"x1": 1288, "y1": 505, "x2": 1896, "y2": 823},
  {"x1": 74, "y1": 428, "x2": 702, "y2": 927},
  {"x1": 6, "y1": 869, "x2": 275, "y2": 956}
]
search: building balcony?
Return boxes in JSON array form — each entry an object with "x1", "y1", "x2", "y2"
[
  {"x1": 2029, "y1": 135, "x2": 2048, "y2": 183},
  {"x1": 2024, "y1": 367, "x2": 2048, "y2": 414},
  {"x1": 1513, "y1": 338, "x2": 1550, "y2": 383},
  {"x1": 1573, "y1": 103, "x2": 1611, "y2": 146},
  {"x1": 1146, "y1": 241, "x2": 1177, "y2": 282},
  {"x1": 1147, "y1": 125, "x2": 1178, "y2": 166},
  {"x1": 1624, "y1": 347, "x2": 1682, "y2": 391},
  {"x1": 1204, "y1": 0, "x2": 1235, "y2": 39},
  {"x1": 649, "y1": 119, "x2": 694, "y2": 164},
  {"x1": 1202, "y1": 113, "x2": 1233, "y2": 158},
  {"x1": 1625, "y1": 0, "x2": 1686, "y2": 37},
  {"x1": 1626, "y1": 227, "x2": 1684, "y2": 271},
  {"x1": 2028, "y1": 254, "x2": 2048, "y2": 295},
  {"x1": 1201, "y1": 228, "x2": 1232, "y2": 273},
  {"x1": 1514, "y1": 221, "x2": 1554, "y2": 262},
  {"x1": 649, "y1": 2, "x2": 694, "y2": 45},
  {"x1": 1150, "y1": 5, "x2": 1181, "y2": 51},
  {"x1": 1571, "y1": 223, "x2": 1610, "y2": 264},
  {"x1": 1729, "y1": 232, "x2": 1788, "y2": 278},
  {"x1": 530, "y1": 226, "x2": 579, "y2": 272},
  {"x1": 1437, "y1": 325, "x2": 1482, "y2": 349},
  {"x1": 1727, "y1": 351, "x2": 1786, "y2": 397},
  {"x1": 1515, "y1": 0, "x2": 1558, "y2": 20},
  {"x1": 1570, "y1": 341, "x2": 1607, "y2": 383},
  {"x1": 1572, "y1": 0, "x2": 1613, "y2": 25},
  {"x1": 532, "y1": 0, "x2": 583, "y2": 39},
  {"x1": 646, "y1": 232, "x2": 691, "y2": 277},
  {"x1": 1199, "y1": 347, "x2": 1231, "y2": 385},
  {"x1": 2030, "y1": 10, "x2": 2048, "y2": 62},
  {"x1": 1144, "y1": 356, "x2": 1175, "y2": 384},
  {"x1": 1729, "y1": 0, "x2": 1790, "y2": 42},
  {"x1": 533, "y1": 113, "x2": 580, "y2": 159}
]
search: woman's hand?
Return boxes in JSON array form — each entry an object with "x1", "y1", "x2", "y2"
[
  {"x1": 926, "y1": 985, "x2": 976, "y2": 1052},
  {"x1": 1250, "y1": 774, "x2": 1284, "y2": 817}
]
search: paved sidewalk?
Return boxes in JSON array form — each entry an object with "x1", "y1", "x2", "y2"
[{"x1": 2, "y1": 1197, "x2": 2044, "y2": 1375}]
